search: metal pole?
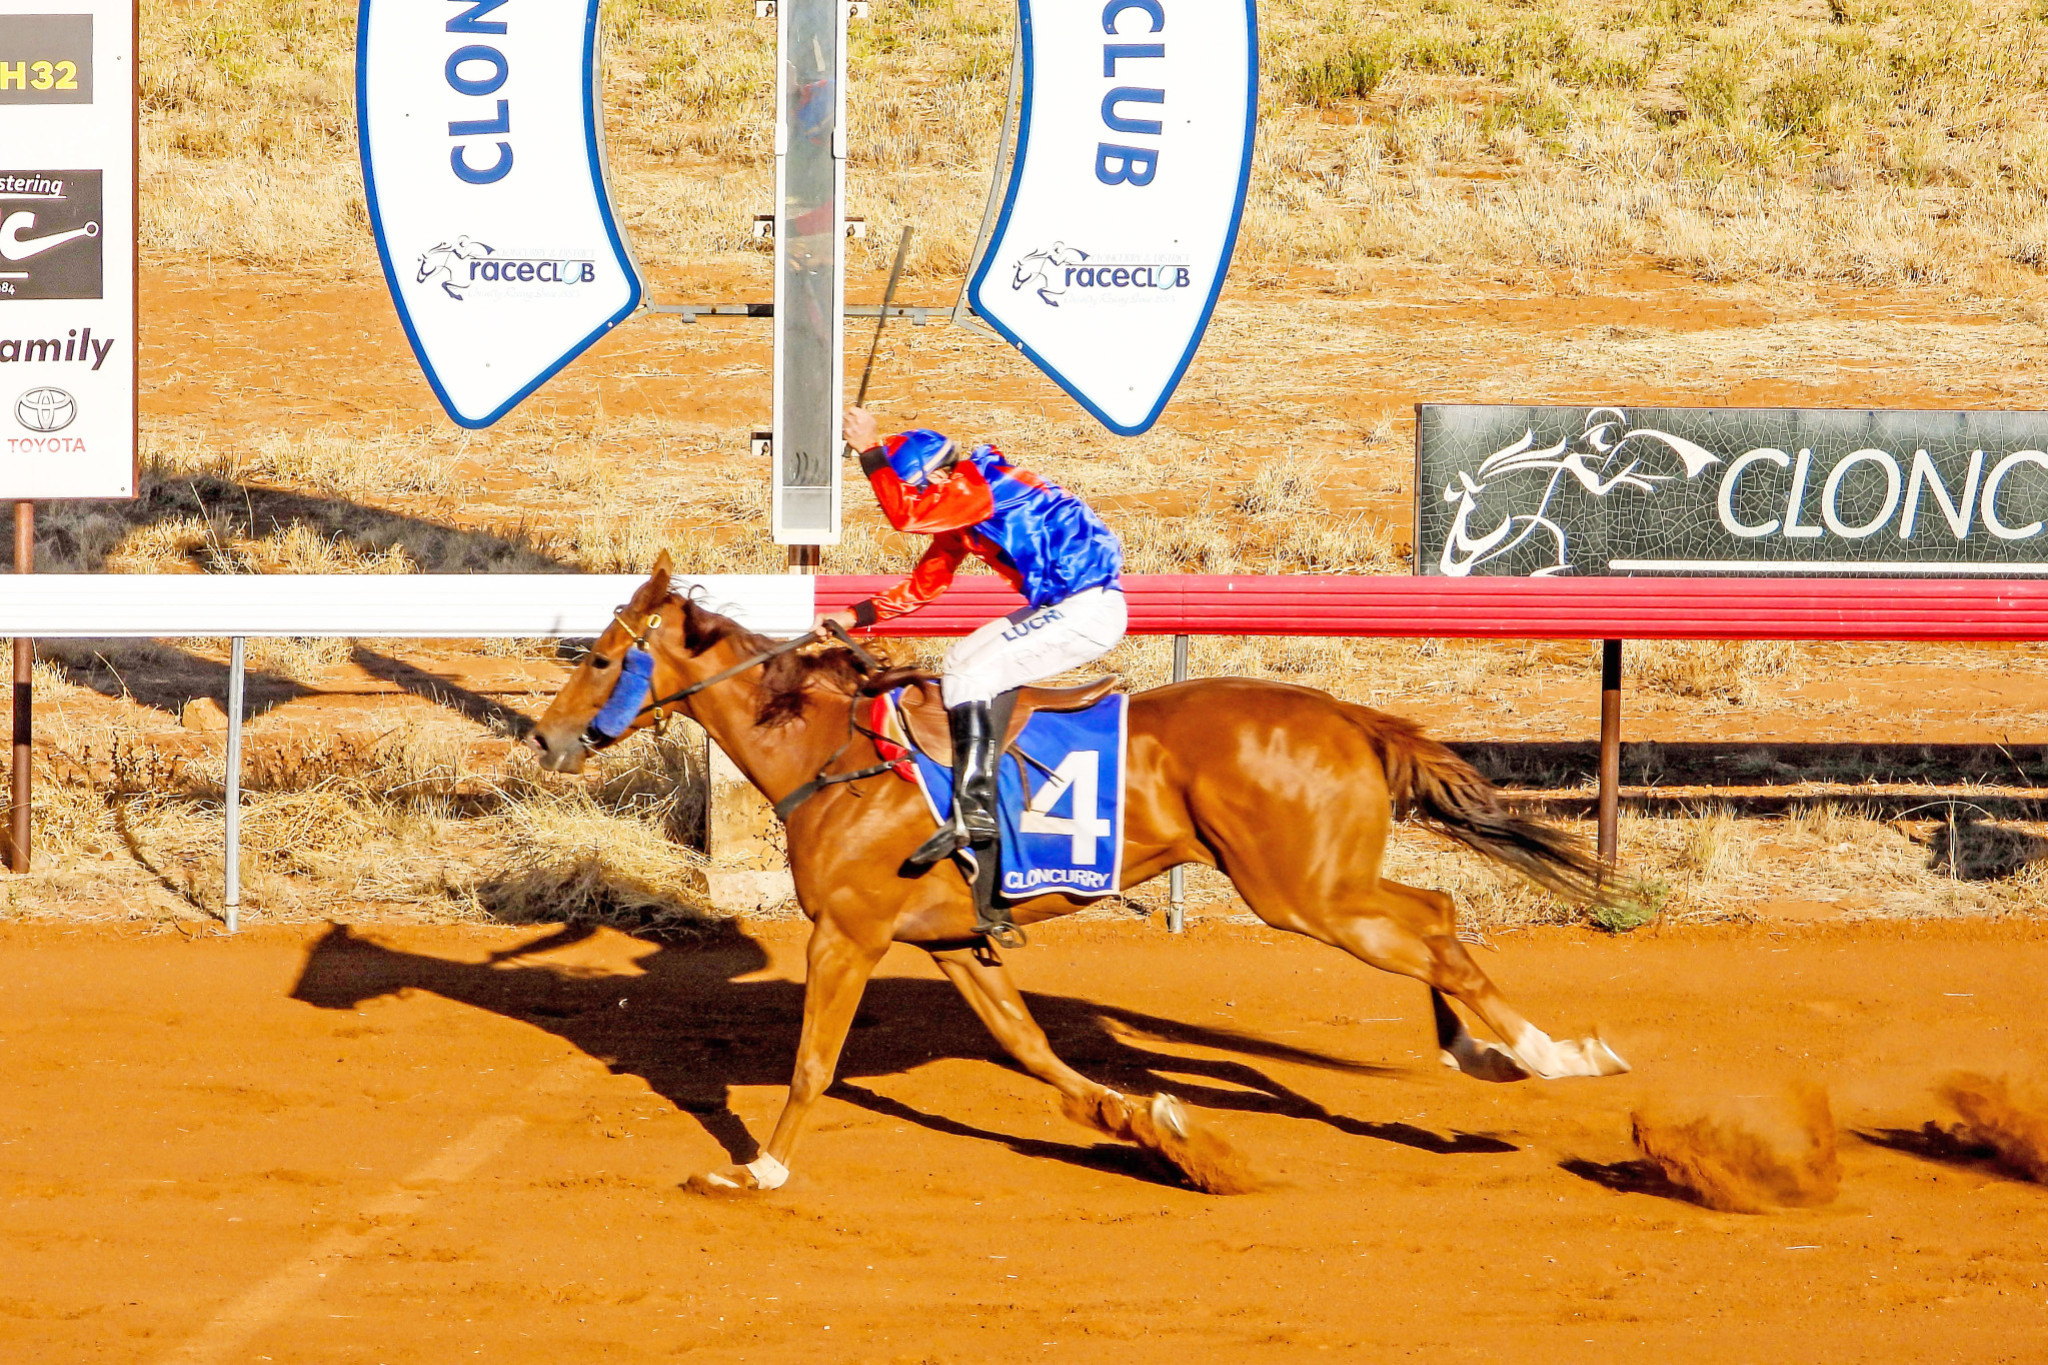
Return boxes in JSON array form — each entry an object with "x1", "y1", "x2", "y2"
[
  {"x1": 951, "y1": 39, "x2": 1023, "y2": 334},
  {"x1": 1167, "y1": 633, "x2": 1189, "y2": 932},
  {"x1": 8, "y1": 501, "x2": 33, "y2": 874},
  {"x1": 224, "y1": 636, "x2": 245, "y2": 933},
  {"x1": 1597, "y1": 638, "x2": 1621, "y2": 880}
]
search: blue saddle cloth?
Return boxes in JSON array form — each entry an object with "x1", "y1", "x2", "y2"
[{"x1": 898, "y1": 690, "x2": 1128, "y2": 901}]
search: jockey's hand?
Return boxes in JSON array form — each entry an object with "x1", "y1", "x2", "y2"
[
  {"x1": 812, "y1": 608, "x2": 859, "y2": 640},
  {"x1": 842, "y1": 406, "x2": 880, "y2": 454}
]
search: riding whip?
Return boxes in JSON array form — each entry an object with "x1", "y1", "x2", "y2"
[{"x1": 854, "y1": 225, "x2": 915, "y2": 413}]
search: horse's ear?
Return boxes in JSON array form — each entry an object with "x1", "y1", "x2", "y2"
[{"x1": 627, "y1": 551, "x2": 674, "y2": 614}]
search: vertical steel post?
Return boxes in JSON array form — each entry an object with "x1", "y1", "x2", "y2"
[
  {"x1": 224, "y1": 636, "x2": 246, "y2": 933},
  {"x1": 7, "y1": 502, "x2": 31, "y2": 873},
  {"x1": 769, "y1": 0, "x2": 847, "y2": 548},
  {"x1": 1597, "y1": 638, "x2": 1622, "y2": 879},
  {"x1": 1166, "y1": 633, "x2": 1190, "y2": 933}
]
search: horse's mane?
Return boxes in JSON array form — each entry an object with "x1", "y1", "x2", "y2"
[{"x1": 673, "y1": 593, "x2": 907, "y2": 727}]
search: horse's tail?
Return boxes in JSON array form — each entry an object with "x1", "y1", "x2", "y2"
[{"x1": 1344, "y1": 705, "x2": 1607, "y2": 906}]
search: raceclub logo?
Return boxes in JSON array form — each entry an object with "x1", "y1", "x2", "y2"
[
  {"x1": 1010, "y1": 243, "x2": 1190, "y2": 307},
  {"x1": 0, "y1": 170, "x2": 102, "y2": 300},
  {"x1": 415, "y1": 236, "x2": 599, "y2": 301}
]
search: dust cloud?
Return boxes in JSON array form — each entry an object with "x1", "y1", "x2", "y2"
[
  {"x1": 1937, "y1": 1072, "x2": 2048, "y2": 1183},
  {"x1": 1630, "y1": 1084, "x2": 1841, "y2": 1214}
]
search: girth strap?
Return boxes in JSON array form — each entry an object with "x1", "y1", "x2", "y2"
[{"x1": 773, "y1": 760, "x2": 902, "y2": 822}]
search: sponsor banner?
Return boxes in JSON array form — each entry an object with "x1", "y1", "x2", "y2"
[
  {"x1": 967, "y1": 0, "x2": 1256, "y2": 436},
  {"x1": 0, "y1": 2, "x2": 133, "y2": 499},
  {"x1": 1417, "y1": 405, "x2": 2048, "y2": 577},
  {"x1": 359, "y1": 0, "x2": 642, "y2": 429}
]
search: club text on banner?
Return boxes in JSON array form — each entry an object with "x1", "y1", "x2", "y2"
[{"x1": 966, "y1": 0, "x2": 1257, "y2": 436}]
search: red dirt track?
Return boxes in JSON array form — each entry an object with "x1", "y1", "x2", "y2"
[{"x1": 4, "y1": 917, "x2": 2048, "y2": 1362}]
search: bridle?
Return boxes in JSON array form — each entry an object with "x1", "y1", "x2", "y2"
[
  {"x1": 578, "y1": 602, "x2": 901, "y2": 821},
  {"x1": 578, "y1": 602, "x2": 885, "y2": 762}
]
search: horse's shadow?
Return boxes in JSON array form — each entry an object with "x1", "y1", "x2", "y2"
[{"x1": 289, "y1": 923, "x2": 1517, "y2": 1185}]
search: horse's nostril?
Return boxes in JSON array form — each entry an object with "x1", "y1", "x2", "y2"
[{"x1": 531, "y1": 732, "x2": 550, "y2": 752}]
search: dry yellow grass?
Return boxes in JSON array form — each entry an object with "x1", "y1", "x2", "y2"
[{"x1": 4, "y1": 0, "x2": 2046, "y2": 932}]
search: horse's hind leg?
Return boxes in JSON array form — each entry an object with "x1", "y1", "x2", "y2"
[
  {"x1": 927, "y1": 946, "x2": 1254, "y2": 1193},
  {"x1": 1263, "y1": 876, "x2": 1626, "y2": 1081}
]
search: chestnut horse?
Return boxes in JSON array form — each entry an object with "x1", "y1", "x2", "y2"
[{"x1": 528, "y1": 555, "x2": 1629, "y2": 1193}]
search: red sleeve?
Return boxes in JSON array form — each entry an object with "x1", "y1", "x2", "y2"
[
  {"x1": 867, "y1": 461, "x2": 994, "y2": 534},
  {"x1": 862, "y1": 533, "x2": 970, "y2": 622}
]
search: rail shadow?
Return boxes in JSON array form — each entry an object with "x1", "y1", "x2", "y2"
[
  {"x1": 352, "y1": 646, "x2": 535, "y2": 740},
  {"x1": 288, "y1": 922, "x2": 1508, "y2": 1189},
  {"x1": 1461, "y1": 739, "x2": 2048, "y2": 799},
  {"x1": 40, "y1": 641, "x2": 314, "y2": 721}
]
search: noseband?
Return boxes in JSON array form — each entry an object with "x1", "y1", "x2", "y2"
[{"x1": 578, "y1": 615, "x2": 882, "y2": 751}]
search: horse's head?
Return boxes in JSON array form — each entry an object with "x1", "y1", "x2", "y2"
[
  {"x1": 527, "y1": 551, "x2": 712, "y2": 773},
  {"x1": 1011, "y1": 251, "x2": 1047, "y2": 290},
  {"x1": 415, "y1": 244, "x2": 452, "y2": 282}
]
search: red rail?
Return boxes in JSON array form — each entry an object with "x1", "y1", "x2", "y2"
[{"x1": 817, "y1": 574, "x2": 2048, "y2": 641}]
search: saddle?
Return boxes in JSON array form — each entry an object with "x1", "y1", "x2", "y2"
[{"x1": 889, "y1": 676, "x2": 1120, "y2": 764}]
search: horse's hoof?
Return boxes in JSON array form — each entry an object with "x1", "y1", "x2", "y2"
[
  {"x1": 1151, "y1": 1092, "x2": 1190, "y2": 1139},
  {"x1": 686, "y1": 1166, "x2": 759, "y2": 1196},
  {"x1": 685, "y1": 1154, "x2": 790, "y2": 1196},
  {"x1": 1583, "y1": 1036, "x2": 1631, "y2": 1076}
]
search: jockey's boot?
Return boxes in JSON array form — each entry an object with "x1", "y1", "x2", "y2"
[
  {"x1": 952, "y1": 707, "x2": 1025, "y2": 948},
  {"x1": 907, "y1": 699, "x2": 1000, "y2": 868}
]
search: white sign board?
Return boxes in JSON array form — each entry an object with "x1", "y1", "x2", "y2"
[
  {"x1": 0, "y1": 0, "x2": 135, "y2": 498},
  {"x1": 359, "y1": 0, "x2": 642, "y2": 429},
  {"x1": 968, "y1": 0, "x2": 1256, "y2": 436}
]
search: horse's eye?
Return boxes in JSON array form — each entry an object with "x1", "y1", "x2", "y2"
[{"x1": 591, "y1": 655, "x2": 612, "y2": 670}]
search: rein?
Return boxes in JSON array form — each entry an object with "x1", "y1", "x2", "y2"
[
  {"x1": 585, "y1": 607, "x2": 901, "y2": 821},
  {"x1": 636, "y1": 618, "x2": 880, "y2": 722}
]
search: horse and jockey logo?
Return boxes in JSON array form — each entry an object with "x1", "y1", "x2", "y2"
[
  {"x1": 415, "y1": 237, "x2": 600, "y2": 302},
  {"x1": 1439, "y1": 408, "x2": 1723, "y2": 576},
  {"x1": 416, "y1": 236, "x2": 493, "y2": 300},
  {"x1": 1010, "y1": 243, "x2": 1089, "y2": 306}
]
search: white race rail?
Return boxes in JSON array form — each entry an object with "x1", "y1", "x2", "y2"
[
  {"x1": 0, "y1": 574, "x2": 811, "y2": 930},
  {"x1": 0, "y1": 574, "x2": 813, "y2": 637}
]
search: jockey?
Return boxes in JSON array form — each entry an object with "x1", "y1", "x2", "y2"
[{"x1": 815, "y1": 406, "x2": 1127, "y2": 944}]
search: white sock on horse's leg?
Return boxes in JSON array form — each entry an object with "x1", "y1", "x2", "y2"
[{"x1": 1508, "y1": 1024, "x2": 1630, "y2": 1079}]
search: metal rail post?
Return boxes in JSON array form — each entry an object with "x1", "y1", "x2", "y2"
[
  {"x1": 1167, "y1": 633, "x2": 1189, "y2": 932},
  {"x1": 1597, "y1": 638, "x2": 1621, "y2": 879},
  {"x1": 8, "y1": 501, "x2": 32, "y2": 874},
  {"x1": 224, "y1": 636, "x2": 245, "y2": 932}
]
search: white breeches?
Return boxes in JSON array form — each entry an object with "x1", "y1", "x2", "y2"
[{"x1": 940, "y1": 587, "x2": 1128, "y2": 707}]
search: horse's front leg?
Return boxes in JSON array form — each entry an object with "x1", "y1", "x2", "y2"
[
  {"x1": 693, "y1": 915, "x2": 887, "y2": 1193},
  {"x1": 928, "y1": 945, "x2": 1255, "y2": 1194}
]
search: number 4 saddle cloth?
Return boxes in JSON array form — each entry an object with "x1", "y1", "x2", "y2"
[{"x1": 881, "y1": 688, "x2": 1129, "y2": 901}]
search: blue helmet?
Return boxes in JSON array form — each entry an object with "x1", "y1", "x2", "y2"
[{"x1": 883, "y1": 429, "x2": 956, "y2": 487}]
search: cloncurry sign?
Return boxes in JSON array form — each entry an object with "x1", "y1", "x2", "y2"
[
  {"x1": 1416, "y1": 405, "x2": 2048, "y2": 578},
  {"x1": 358, "y1": 0, "x2": 643, "y2": 430}
]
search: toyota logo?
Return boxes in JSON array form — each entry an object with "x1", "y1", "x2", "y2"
[{"x1": 14, "y1": 387, "x2": 76, "y2": 433}]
